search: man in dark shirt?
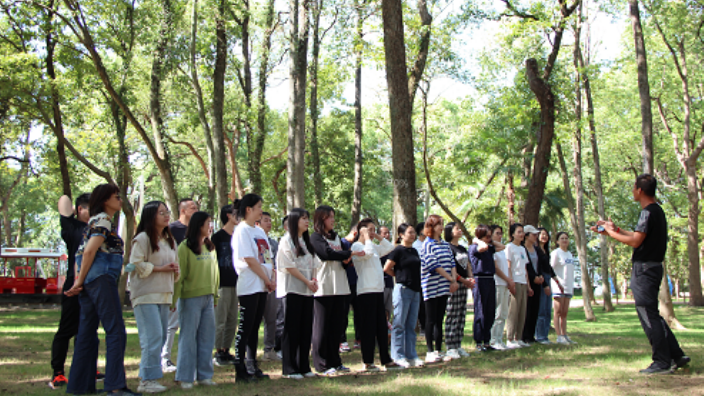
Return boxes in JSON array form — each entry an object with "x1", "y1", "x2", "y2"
[
  {"x1": 595, "y1": 174, "x2": 689, "y2": 374},
  {"x1": 162, "y1": 198, "x2": 198, "y2": 372},
  {"x1": 51, "y1": 193, "x2": 91, "y2": 387},
  {"x1": 212, "y1": 203, "x2": 239, "y2": 366}
]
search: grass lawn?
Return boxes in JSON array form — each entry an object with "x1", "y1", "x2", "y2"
[{"x1": 0, "y1": 303, "x2": 702, "y2": 396}]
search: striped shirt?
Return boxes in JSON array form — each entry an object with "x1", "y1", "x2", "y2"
[{"x1": 420, "y1": 237, "x2": 455, "y2": 300}]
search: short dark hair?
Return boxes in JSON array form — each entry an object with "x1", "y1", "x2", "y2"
[
  {"x1": 88, "y1": 184, "x2": 120, "y2": 217},
  {"x1": 75, "y1": 193, "x2": 90, "y2": 213},
  {"x1": 179, "y1": 198, "x2": 194, "y2": 211},
  {"x1": 219, "y1": 204, "x2": 234, "y2": 226},
  {"x1": 509, "y1": 223, "x2": 524, "y2": 243},
  {"x1": 475, "y1": 224, "x2": 490, "y2": 240},
  {"x1": 237, "y1": 194, "x2": 263, "y2": 221},
  {"x1": 415, "y1": 222, "x2": 425, "y2": 236},
  {"x1": 444, "y1": 222, "x2": 457, "y2": 242},
  {"x1": 635, "y1": 174, "x2": 657, "y2": 197},
  {"x1": 489, "y1": 224, "x2": 503, "y2": 234},
  {"x1": 262, "y1": 212, "x2": 271, "y2": 218}
]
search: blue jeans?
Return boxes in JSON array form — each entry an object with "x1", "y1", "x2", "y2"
[
  {"x1": 134, "y1": 304, "x2": 169, "y2": 380},
  {"x1": 391, "y1": 284, "x2": 420, "y2": 361},
  {"x1": 67, "y1": 274, "x2": 126, "y2": 394},
  {"x1": 176, "y1": 295, "x2": 216, "y2": 383},
  {"x1": 535, "y1": 273, "x2": 552, "y2": 341},
  {"x1": 76, "y1": 251, "x2": 123, "y2": 285}
]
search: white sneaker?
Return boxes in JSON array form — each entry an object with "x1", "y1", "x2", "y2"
[
  {"x1": 161, "y1": 359, "x2": 177, "y2": 373},
  {"x1": 506, "y1": 341, "x2": 522, "y2": 349},
  {"x1": 411, "y1": 358, "x2": 425, "y2": 367},
  {"x1": 283, "y1": 373, "x2": 304, "y2": 380},
  {"x1": 556, "y1": 335, "x2": 570, "y2": 345},
  {"x1": 198, "y1": 379, "x2": 217, "y2": 386},
  {"x1": 394, "y1": 358, "x2": 411, "y2": 368},
  {"x1": 425, "y1": 351, "x2": 440, "y2": 363},
  {"x1": 180, "y1": 382, "x2": 193, "y2": 389},
  {"x1": 490, "y1": 342, "x2": 507, "y2": 351},
  {"x1": 446, "y1": 349, "x2": 461, "y2": 360},
  {"x1": 303, "y1": 371, "x2": 317, "y2": 378},
  {"x1": 566, "y1": 335, "x2": 578, "y2": 344},
  {"x1": 517, "y1": 340, "x2": 530, "y2": 347},
  {"x1": 537, "y1": 339, "x2": 552, "y2": 345},
  {"x1": 361, "y1": 363, "x2": 380, "y2": 372},
  {"x1": 138, "y1": 380, "x2": 167, "y2": 393},
  {"x1": 458, "y1": 348, "x2": 471, "y2": 357},
  {"x1": 262, "y1": 350, "x2": 281, "y2": 361}
]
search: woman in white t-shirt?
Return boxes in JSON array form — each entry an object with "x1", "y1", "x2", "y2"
[
  {"x1": 551, "y1": 232, "x2": 577, "y2": 345},
  {"x1": 277, "y1": 208, "x2": 321, "y2": 379},
  {"x1": 488, "y1": 225, "x2": 515, "y2": 350},
  {"x1": 504, "y1": 223, "x2": 534, "y2": 349},
  {"x1": 231, "y1": 194, "x2": 275, "y2": 383}
]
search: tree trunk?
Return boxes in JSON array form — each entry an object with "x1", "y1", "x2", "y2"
[
  {"x1": 309, "y1": 0, "x2": 324, "y2": 208},
  {"x1": 575, "y1": 9, "x2": 613, "y2": 312},
  {"x1": 407, "y1": 0, "x2": 432, "y2": 107},
  {"x1": 14, "y1": 210, "x2": 25, "y2": 247},
  {"x1": 44, "y1": 1, "x2": 72, "y2": 198},
  {"x1": 506, "y1": 171, "x2": 516, "y2": 225},
  {"x1": 189, "y1": 0, "x2": 216, "y2": 214},
  {"x1": 382, "y1": 0, "x2": 417, "y2": 229},
  {"x1": 628, "y1": 0, "x2": 653, "y2": 174},
  {"x1": 685, "y1": 164, "x2": 704, "y2": 305},
  {"x1": 211, "y1": 0, "x2": 229, "y2": 208},
  {"x1": 350, "y1": 0, "x2": 364, "y2": 227},
  {"x1": 287, "y1": 0, "x2": 309, "y2": 210}
]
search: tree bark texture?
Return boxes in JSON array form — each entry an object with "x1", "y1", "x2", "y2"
[
  {"x1": 407, "y1": 0, "x2": 432, "y2": 107},
  {"x1": 382, "y1": 0, "x2": 417, "y2": 230},
  {"x1": 309, "y1": 0, "x2": 324, "y2": 208},
  {"x1": 287, "y1": 0, "x2": 309, "y2": 210},
  {"x1": 211, "y1": 0, "x2": 230, "y2": 208},
  {"x1": 350, "y1": 0, "x2": 364, "y2": 228},
  {"x1": 628, "y1": 0, "x2": 654, "y2": 174}
]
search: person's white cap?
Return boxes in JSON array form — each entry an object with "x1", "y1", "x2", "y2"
[{"x1": 523, "y1": 225, "x2": 540, "y2": 234}]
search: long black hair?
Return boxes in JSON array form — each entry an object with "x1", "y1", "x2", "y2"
[
  {"x1": 185, "y1": 211, "x2": 214, "y2": 255},
  {"x1": 237, "y1": 194, "x2": 262, "y2": 221},
  {"x1": 135, "y1": 201, "x2": 176, "y2": 252},
  {"x1": 88, "y1": 183, "x2": 120, "y2": 217},
  {"x1": 509, "y1": 223, "x2": 524, "y2": 243},
  {"x1": 537, "y1": 227, "x2": 550, "y2": 253},
  {"x1": 443, "y1": 222, "x2": 457, "y2": 243},
  {"x1": 288, "y1": 208, "x2": 316, "y2": 257}
]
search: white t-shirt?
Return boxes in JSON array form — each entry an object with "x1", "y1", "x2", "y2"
[
  {"x1": 351, "y1": 238, "x2": 395, "y2": 295},
  {"x1": 412, "y1": 239, "x2": 424, "y2": 255},
  {"x1": 276, "y1": 233, "x2": 321, "y2": 298},
  {"x1": 493, "y1": 249, "x2": 509, "y2": 286},
  {"x1": 505, "y1": 242, "x2": 528, "y2": 284},
  {"x1": 231, "y1": 223, "x2": 274, "y2": 296},
  {"x1": 551, "y1": 248, "x2": 576, "y2": 295}
]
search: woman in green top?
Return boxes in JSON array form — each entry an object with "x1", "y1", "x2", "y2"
[{"x1": 173, "y1": 211, "x2": 220, "y2": 389}]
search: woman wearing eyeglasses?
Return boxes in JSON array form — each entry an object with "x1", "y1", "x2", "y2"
[{"x1": 129, "y1": 201, "x2": 180, "y2": 393}]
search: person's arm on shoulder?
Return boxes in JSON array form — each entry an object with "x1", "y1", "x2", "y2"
[
  {"x1": 58, "y1": 195, "x2": 74, "y2": 217},
  {"x1": 376, "y1": 237, "x2": 395, "y2": 257},
  {"x1": 492, "y1": 240, "x2": 505, "y2": 252},
  {"x1": 310, "y1": 232, "x2": 354, "y2": 261}
]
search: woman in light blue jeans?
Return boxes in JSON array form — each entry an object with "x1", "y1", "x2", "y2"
[
  {"x1": 129, "y1": 201, "x2": 180, "y2": 393},
  {"x1": 172, "y1": 212, "x2": 220, "y2": 389},
  {"x1": 383, "y1": 223, "x2": 424, "y2": 368}
]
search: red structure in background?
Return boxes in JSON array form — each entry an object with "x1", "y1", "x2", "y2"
[{"x1": 0, "y1": 248, "x2": 67, "y2": 295}]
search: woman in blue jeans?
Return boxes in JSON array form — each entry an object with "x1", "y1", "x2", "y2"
[
  {"x1": 383, "y1": 223, "x2": 424, "y2": 368},
  {"x1": 172, "y1": 212, "x2": 219, "y2": 389},
  {"x1": 535, "y1": 228, "x2": 562, "y2": 344},
  {"x1": 129, "y1": 201, "x2": 180, "y2": 393},
  {"x1": 65, "y1": 184, "x2": 137, "y2": 395}
]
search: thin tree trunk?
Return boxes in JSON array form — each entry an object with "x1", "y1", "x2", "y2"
[
  {"x1": 575, "y1": 9, "x2": 613, "y2": 311},
  {"x1": 287, "y1": 0, "x2": 309, "y2": 210},
  {"x1": 407, "y1": 0, "x2": 432, "y2": 107},
  {"x1": 506, "y1": 171, "x2": 515, "y2": 225},
  {"x1": 211, "y1": 0, "x2": 229, "y2": 208},
  {"x1": 557, "y1": 144, "x2": 595, "y2": 321},
  {"x1": 628, "y1": 0, "x2": 653, "y2": 174},
  {"x1": 382, "y1": 0, "x2": 417, "y2": 230},
  {"x1": 350, "y1": 0, "x2": 363, "y2": 227},
  {"x1": 309, "y1": 0, "x2": 324, "y2": 208},
  {"x1": 14, "y1": 210, "x2": 25, "y2": 247}
]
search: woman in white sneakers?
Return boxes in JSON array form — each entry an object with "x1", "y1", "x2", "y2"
[
  {"x1": 489, "y1": 225, "x2": 515, "y2": 350},
  {"x1": 505, "y1": 223, "x2": 533, "y2": 349},
  {"x1": 551, "y1": 232, "x2": 577, "y2": 344}
]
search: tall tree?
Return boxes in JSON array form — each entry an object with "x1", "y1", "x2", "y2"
[
  {"x1": 287, "y1": 0, "x2": 309, "y2": 210},
  {"x1": 381, "y1": 0, "x2": 417, "y2": 229},
  {"x1": 521, "y1": 0, "x2": 579, "y2": 226},
  {"x1": 308, "y1": 0, "x2": 325, "y2": 208},
  {"x1": 210, "y1": 0, "x2": 229, "y2": 209},
  {"x1": 628, "y1": 0, "x2": 653, "y2": 174},
  {"x1": 350, "y1": 0, "x2": 365, "y2": 227}
]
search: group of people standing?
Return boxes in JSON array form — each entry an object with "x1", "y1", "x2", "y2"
[{"x1": 49, "y1": 174, "x2": 689, "y2": 395}]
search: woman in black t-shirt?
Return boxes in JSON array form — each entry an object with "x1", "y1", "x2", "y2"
[
  {"x1": 383, "y1": 224, "x2": 423, "y2": 368},
  {"x1": 443, "y1": 222, "x2": 475, "y2": 359}
]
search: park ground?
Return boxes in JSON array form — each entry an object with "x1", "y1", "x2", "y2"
[{"x1": 0, "y1": 301, "x2": 702, "y2": 396}]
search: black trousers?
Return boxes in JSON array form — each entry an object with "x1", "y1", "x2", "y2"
[
  {"x1": 234, "y1": 292, "x2": 267, "y2": 375},
  {"x1": 473, "y1": 278, "x2": 496, "y2": 344},
  {"x1": 522, "y1": 282, "x2": 542, "y2": 343},
  {"x1": 51, "y1": 285, "x2": 81, "y2": 374},
  {"x1": 341, "y1": 286, "x2": 360, "y2": 343},
  {"x1": 418, "y1": 289, "x2": 426, "y2": 330},
  {"x1": 631, "y1": 262, "x2": 685, "y2": 367},
  {"x1": 312, "y1": 295, "x2": 346, "y2": 372},
  {"x1": 424, "y1": 295, "x2": 449, "y2": 352},
  {"x1": 357, "y1": 293, "x2": 392, "y2": 365},
  {"x1": 281, "y1": 294, "x2": 314, "y2": 375}
]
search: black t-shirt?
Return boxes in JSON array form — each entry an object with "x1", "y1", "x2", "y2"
[
  {"x1": 60, "y1": 215, "x2": 87, "y2": 289},
  {"x1": 449, "y1": 243, "x2": 470, "y2": 278},
  {"x1": 632, "y1": 203, "x2": 668, "y2": 263},
  {"x1": 380, "y1": 254, "x2": 394, "y2": 289},
  {"x1": 211, "y1": 229, "x2": 238, "y2": 287},
  {"x1": 169, "y1": 221, "x2": 188, "y2": 245},
  {"x1": 387, "y1": 245, "x2": 421, "y2": 292}
]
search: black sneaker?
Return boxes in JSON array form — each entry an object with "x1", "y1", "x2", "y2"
[
  {"x1": 214, "y1": 351, "x2": 231, "y2": 366},
  {"x1": 252, "y1": 368, "x2": 270, "y2": 379},
  {"x1": 483, "y1": 344, "x2": 496, "y2": 352},
  {"x1": 111, "y1": 388, "x2": 142, "y2": 396},
  {"x1": 475, "y1": 345, "x2": 485, "y2": 352},
  {"x1": 236, "y1": 373, "x2": 258, "y2": 384},
  {"x1": 672, "y1": 356, "x2": 691, "y2": 370},
  {"x1": 96, "y1": 371, "x2": 105, "y2": 381},
  {"x1": 639, "y1": 363, "x2": 672, "y2": 375}
]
